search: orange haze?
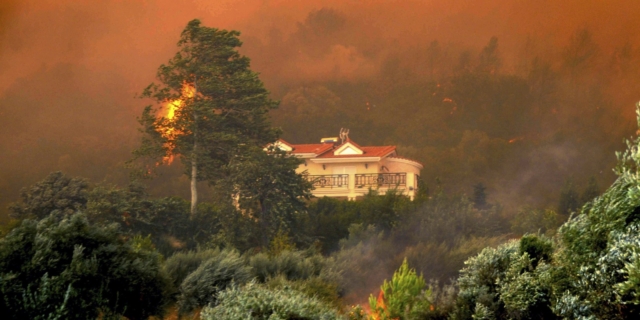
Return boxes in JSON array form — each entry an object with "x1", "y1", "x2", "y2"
[{"x1": 1, "y1": 0, "x2": 640, "y2": 218}]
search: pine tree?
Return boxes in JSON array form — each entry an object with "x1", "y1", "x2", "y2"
[{"x1": 132, "y1": 19, "x2": 279, "y2": 215}]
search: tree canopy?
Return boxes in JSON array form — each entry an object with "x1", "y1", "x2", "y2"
[{"x1": 133, "y1": 19, "x2": 280, "y2": 214}]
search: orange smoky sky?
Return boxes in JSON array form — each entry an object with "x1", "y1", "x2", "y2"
[
  {"x1": 1, "y1": 0, "x2": 640, "y2": 218},
  {"x1": 2, "y1": 0, "x2": 640, "y2": 94}
]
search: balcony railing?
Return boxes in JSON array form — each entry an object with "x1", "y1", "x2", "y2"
[
  {"x1": 307, "y1": 174, "x2": 349, "y2": 189},
  {"x1": 355, "y1": 173, "x2": 406, "y2": 188}
]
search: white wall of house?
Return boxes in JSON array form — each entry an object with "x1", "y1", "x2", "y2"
[{"x1": 297, "y1": 156, "x2": 422, "y2": 200}]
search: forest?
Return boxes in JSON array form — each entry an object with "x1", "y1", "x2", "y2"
[{"x1": 2, "y1": 1, "x2": 640, "y2": 319}]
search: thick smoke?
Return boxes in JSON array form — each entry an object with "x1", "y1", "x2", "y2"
[{"x1": 1, "y1": 0, "x2": 639, "y2": 219}]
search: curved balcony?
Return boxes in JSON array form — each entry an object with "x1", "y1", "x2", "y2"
[{"x1": 354, "y1": 173, "x2": 406, "y2": 188}]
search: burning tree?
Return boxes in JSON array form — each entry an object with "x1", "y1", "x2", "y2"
[{"x1": 133, "y1": 19, "x2": 279, "y2": 215}]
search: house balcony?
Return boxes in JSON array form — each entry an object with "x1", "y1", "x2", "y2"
[
  {"x1": 306, "y1": 174, "x2": 349, "y2": 189},
  {"x1": 355, "y1": 173, "x2": 406, "y2": 188},
  {"x1": 305, "y1": 173, "x2": 412, "y2": 200}
]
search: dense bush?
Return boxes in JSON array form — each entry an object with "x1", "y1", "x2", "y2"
[
  {"x1": 450, "y1": 235, "x2": 556, "y2": 320},
  {"x1": 551, "y1": 178, "x2": 640, "y2": 318},
  {"x1": 177, "y1": 248, "x2": 252, "y2": 315},
  {"x1": 404, "y1": 236, "x2": 508, "y2": 284},
  {"x1": 0, "y1": 213, "x2": 170, "y2": 319},
  {"x1": 249, "y1": 249, "x2": 340, "y2": 283},
  {"x1": 9, "y1": 171, "x2": 89, "y2": 219},
  {"x1": 87, "y1": 184, "x2": 228, "y2": 255},
  {"x1": 449, "y1": 107, "x2": 640, "y2": 319},
  {"x1": 163, "y1": 249, "x2": 222, "y2": 291},
  {"x1": 306, "y1": 191, "x2": 413, "y2": 253},
  {"x1": 200, "y1": 282, "x2": 342, "y2": 320},
  {"x1": 265, "y1": 275, "x2": 343, "y2": 311}
]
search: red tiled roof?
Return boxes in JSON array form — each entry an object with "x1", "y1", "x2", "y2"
[
  {"x1": 281, "y1": 139, "x2": 397, "y2": 158},
  {"x1": 317, "y1": 145, "x2": 396, "y2": 158},
  {"x1": 289, "y1": 143, "x2": 334, "y2": 155}
]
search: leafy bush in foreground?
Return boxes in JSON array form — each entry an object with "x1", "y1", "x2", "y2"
[
  {"x1": 450, "y1": 235, "x2": 556, "y2": 320},
  {"x1": 201, "y1": 282, "x2": 342, "y2": 320},
  {"x1": 450, "y1": 105, "x2": 640, "y2": 319},
  {"x1": 164, "y1": 249, "x2": 222, "y2": 291},
  {"x1": 177, "y1": 248, "x2": 252, "y2": 315},
  {"x1": 0, "y1": 213, "x2": 170, "y2": 319}
]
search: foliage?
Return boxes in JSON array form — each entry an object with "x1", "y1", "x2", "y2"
[
  {"x1": 329, "y1": 189, "x2": 510, "y2": 305},
  {"x1": 449, "y1": 104, "x2": 640, "y2": 319},
  {"x1": 7, "y1": 172, "x2": 231, "y2": 256},
  {"x1": 395, "y1": 190, "x2": 508, "y2": 247},
  {"x1": 249, "y1": 249, "x2": 341, "y2": 285},
  {"x1": 89, "y1": 181, "x2": 270, "y2": 254},
  {"x1": 265, "y1": 275, "x2": 343, "y2": 311},
  {"x1": 369, "y1": 258, "x2": 431, "y2": 320},
  {"x1": 228, "y1": 146, "x2": 313, "y2": 246},
  {"x1": 163, "y1": 249, "x2": 221, "y2": 291},
  {"x1": 0, "y1": 219, "x2": 21, "y2": 238},
  {"x1": 331, "y1": 224, "x2": 392, "y2": 301},
  {"x1": 177, "y1": 248, "x2": 252, "y2": 315},
  {"x1": 0, "y1": 213, "x2": 170, "y2": 319},
  {"x1": 132, "y1": 18, "x2": 280, "y2": 214},
  {"x1": 544, "y1": 110, "x2": 640, "y2": 318},
  {"x1": 88, "y1": 184, "x2": 188, "y2": 243},
  {"x1": 552, "y1": 184, "x2": 640, "y2": 318},
  {"x1": 305, "y1": 191, "x2": 418, "y2": 254},
  {"x1": 449, "y1": 235, "x2": 556, "y2": 320},
  {"x1": 612, "y1": 224, "x2": 640, "y2": 305},
  {"x1": 268, "y1": 229, "x2": 297, "y2": 256},
  {"x1": 200, "y1": 282, "x2": 343, "y2": 320},
  {"x1": 9, "y1": 171, "x2": 88, "y2": 219},
  {"x1": 348, "y1": 305, "x2": 367, "y2": 320},
  {"x1": 404, "y1": 236, "x2": 508, "y2": 285}
]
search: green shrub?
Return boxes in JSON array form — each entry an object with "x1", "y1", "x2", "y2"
[
  {"x1": 249, "y1": 249, "x2": 340, "y2": 284},
  {"x1": 9, "y1": 172, "x2": 89, "y2": 220},
  {"x1": 451, "y1": 240, "x2": 520, "y2": 320},
  {"x1": 265, "y1": 275, "x2": 343, "y2": 311},
  {"x1": 0, "y1": 213, "x2": 170, "y2": 319},
  {"x1": 200, "y1": 282, "x2": 342, "y2": 320},
  {"x1": 518, "y1": 234, "x2": 553, "y2": 268},
  {"x1": 450, "y1": 235, "x2": 557, "y2": 320},
  {"x1": 164, "y1": 249, "x2": 222, "y2": 291},
  {"x1": 177, "y1": 249, "x2": 252, "y2": 315}
]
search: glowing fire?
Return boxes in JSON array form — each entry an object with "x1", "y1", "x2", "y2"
[
  {"x1": 160, "y1": 84, "x2": 195, "y2": 164},
  {"x1": 367, "y1": 290, "x2": 399, "y2": 320},
  {"x1": 508, "y1": 136, "x2": 524, "y2": 144},
  {"x1": 371, "y1": 290, "x2": 387, "y2": 320}
]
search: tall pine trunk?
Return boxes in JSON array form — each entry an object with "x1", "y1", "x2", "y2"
[
  {"x1": 191, "y1": 145, "x2": 197, "y2": 215},
  {"x1": 190, "y1": 77, "x2": 198, "y2": 216}
]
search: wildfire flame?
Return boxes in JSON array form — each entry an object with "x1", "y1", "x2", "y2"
[
  {"x1": 372, "y1": 290, "x2": 386, "y2": 320},
  {"x1": 508, "y1": 136, "x2": 524, "y2": 144},
  {"x1": 369, "y1": 290, "x2": 398, "y2": 320},
  {"x1": 160, "y1": 84, "x2": 195, "y2": 164}
]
